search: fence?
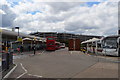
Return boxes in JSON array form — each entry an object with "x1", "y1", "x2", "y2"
[{"x1": 2, "y1": 52, "x2": 13, "y2": 72}]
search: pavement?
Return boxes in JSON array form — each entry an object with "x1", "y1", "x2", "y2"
[
  {"x1": 73, "y1": 62, "x2": 118, "y2": 78},
  {"x1": 7, "y1": 48, "x2": 119, "y2": 79}
]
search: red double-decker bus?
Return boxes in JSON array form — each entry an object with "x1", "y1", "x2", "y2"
[{"x1": 46, "y1": 36, "x2": 56, "y2": 51}]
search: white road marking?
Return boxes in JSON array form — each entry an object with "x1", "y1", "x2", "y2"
[
  {"x1": 28, "y1": 74, "x2": 43, "y2": 78},
  {"x1": 16, "y1": 63, "x2": 27, "y2": 79},
  {"x1": 16, "y1": 63, "x2": 43, "y2": 79},
  {"x1": 3, "y1": 64, "x2": 17, "y2": 78},
  {"x1": 42, "y1": 50, "x2": 44, "y2": 54},
  {"x1": 38, "y1": 50, "x2": 45, "y2": 54},
  {"x1": 20, "y1": 63, "x2": 27, "y2": 72}
]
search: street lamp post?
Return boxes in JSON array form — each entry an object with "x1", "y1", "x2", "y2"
[
  {"x1": 33, "y1": 37, "x2": 36, "y2": 55},
  {"x1": 15, "y1": 27, "x2": 20, "y2": 38},
  {"x1": 118, "y1": 26, "x2": 120, "y2": 57},
  {"x1": 64, "y1": 31, "x2": 66, "y2": 42}
]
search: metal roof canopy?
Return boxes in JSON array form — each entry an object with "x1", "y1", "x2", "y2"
[
  {"x1": 81, "y1": 38, "x2": 100, "y2": 44},
  {"x1": 2, "y1": 29, "x2": 32, "y2": 38},
  {"x1": 1, "y1": 29, "x2": 46, "y2": 42},
  {"x1": 22, "y1": 38, "x2": 33, "y2": 41}
]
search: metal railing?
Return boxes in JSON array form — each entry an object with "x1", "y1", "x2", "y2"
[{"x1": 2, "y1": 52, "x2": 13, "y2": 72}]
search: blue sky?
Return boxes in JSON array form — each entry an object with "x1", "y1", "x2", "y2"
[
  {"x1": 27, "y1": 11, "x2": 42, "y2": 15},
  {"x1": 8, "y1": 0, "x2": 33, "y2": 7},
  {"x1": 86, "y1": 2, "x2": 101, "y2": 7},
  {"x1": 10, "y1": 2, "x2": 19, "y2": 7}
]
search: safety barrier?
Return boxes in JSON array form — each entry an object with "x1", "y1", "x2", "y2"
[{"x1": 2, "y1": 52, "x2": 13, "y2": 72}]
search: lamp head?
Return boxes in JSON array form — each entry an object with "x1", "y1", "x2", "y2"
[{"x1": 15, "y1": 27, "x2": 19, "y2": 29}]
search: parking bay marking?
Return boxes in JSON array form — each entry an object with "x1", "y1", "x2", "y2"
[
  {"x1": 16, "y1": 63, "x2": 27, "y2": 79},
  {"x1": 38, "y1": 50, "x2": 45, "y2": 54},
  {"x1": 16, "y1": 63, "x2": 43, "y2": 79},
  {"x1": 28, "y1": 74, "x2": 43, "y2": 78}
]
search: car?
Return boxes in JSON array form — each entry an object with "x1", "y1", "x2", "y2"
[{"x1": 60, "y1": 43, "x2": 65, "y2": 48}]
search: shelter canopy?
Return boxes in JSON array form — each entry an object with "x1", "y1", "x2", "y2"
[{"x1": 81, "y1": 38, "x2": 101, "y2": 44}]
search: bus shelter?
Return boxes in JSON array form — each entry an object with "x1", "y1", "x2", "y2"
[
  {"x1": 81, "y1": 38, "x2": 102, "y2": 55},
  {"x1": 22, "y1": 38, "x2": 33, "y2": 51},
  {"x1": 36, "y1": 40, "x2": 43, "y2": 50}
]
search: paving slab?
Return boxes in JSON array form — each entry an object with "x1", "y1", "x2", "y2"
[{"x1": 73, "y1": 62, "x2": 118, "y2": 78}]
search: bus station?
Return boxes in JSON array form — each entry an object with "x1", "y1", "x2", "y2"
[
  {"x1": 0, "y1": 1, "x2": 120, "y2": 80},
  {"x1": 0, "y1": 28, "x2": 119, "y2": 79}
]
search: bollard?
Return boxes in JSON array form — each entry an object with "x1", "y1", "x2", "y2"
[
  {"x1": 33, "y1": 46, "x2": 36, "y2": 55},
  {"x1": 6, "y1": 53, "x2": 9, "y2": 69},
  {"x1": 9, "y1": 52, "x2": 13, "y2": 65},
  {"x1": 2, "y1": 53, "x2": 7, "y2": 71}
]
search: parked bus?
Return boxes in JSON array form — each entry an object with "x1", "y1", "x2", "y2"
[
  {"x1": 81, "y1": 36, "x2": 120, "y2": 56},
  {"x1": 102, "y1": 35, "x2": 119, "y2": 56},
  {"x1": 46, "y1": 37, "x2": 56, "y2": 51}
]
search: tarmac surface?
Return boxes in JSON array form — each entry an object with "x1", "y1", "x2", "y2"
[{"x1": 7, "y1": 48, "x2": 119, "y2": 79}]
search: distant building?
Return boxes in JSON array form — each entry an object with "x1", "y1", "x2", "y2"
[
  {"x1": 30, "y1": 32, "x2": 102, "y2": 42},
  {"x1": 30, "y1": 32, "x2": 58, "y2": 40}
]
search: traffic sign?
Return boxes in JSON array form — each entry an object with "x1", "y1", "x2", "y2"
[
  {"x1": 17, "y1": 38, "x2": 22, "y2": 42},
  {"x1": 0, "y1": 29, "x2": 2, "y2": 32}
]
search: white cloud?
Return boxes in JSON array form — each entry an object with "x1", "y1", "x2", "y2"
[
  {"x1": 61, "y1": 2, "x2": 118, "y2": 36},
  {"x1": 0, "y1": 1, "x2": 16, "y2": 27},
  {"x1": 1, "y1": 0, "x2": 118, "y2": 36},
  {"x1": 0, "y1": 0, "x2": 8, "y2": 5},
  {"x1": 11, "y1": 1, "x2": 47, "y2": 15},
  {"x1": 32, "y1": 0, "x2": 119, "y2": 2},
  {"x1": 0, "y1": 9, "x2": 6, "y2": 14}
]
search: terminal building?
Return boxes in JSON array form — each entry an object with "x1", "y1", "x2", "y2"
[
  {"x1": 1, "y1": 29, "x2": 46, "y2": 52},
  {"x1": 31, "y1": 32, "x2": 58, "y2": 39},
  {"x1": 1, "y1": 29, "x2": 103, "y2": 51},
  {"x1": 30, "y1": 32, "x2": 102, "y2": 42}
]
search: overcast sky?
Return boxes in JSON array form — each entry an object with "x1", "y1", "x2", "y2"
[{"x1": 0, "y1": 0, "x2": 119, "y2": 36}]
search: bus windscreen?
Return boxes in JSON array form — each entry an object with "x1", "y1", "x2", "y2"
[{"x1": 47, "y1": 38, "x2": 54, "y2": 40}]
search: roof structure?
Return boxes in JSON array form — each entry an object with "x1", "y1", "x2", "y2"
[
  {"x1": 1, "y1": 29, "x2": 46, "y2": 42},
  {"x1": 81, "y1": 38, "x2": 101, "y2": 44}
]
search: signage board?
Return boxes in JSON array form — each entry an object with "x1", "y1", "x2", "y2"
[{"x1": 17, "y1": 38, "x2": 22, "y2": 42}]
